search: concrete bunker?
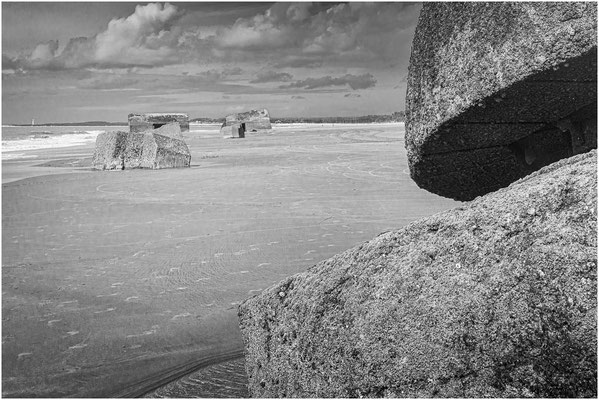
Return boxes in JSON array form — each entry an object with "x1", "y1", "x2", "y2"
[
  {"x1": 128, "y1": 113, "x2": 190, "y2": 133},
  {"x1": 223, "y1": 109, "x2": 272, "y2": 131},
  {"x1": 221, "y1": 122, "x2": 246, "y2": 139}
]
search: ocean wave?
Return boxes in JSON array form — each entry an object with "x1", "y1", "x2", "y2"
[{"x1": 2, "y1": 130, "x2": 103, "y2": 154}]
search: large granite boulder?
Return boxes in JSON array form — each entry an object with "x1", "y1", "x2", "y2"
[
  {"x1": 128, "y1": 113, "x2": 189, "y2": 133},
  {"x1": 91, "y1": 130, "x2": 190, "y2": 170},
  {"x1": 224, "y1": 109, "x2": 271, "y2": 131},
  {"x1": 239, "y1": 150, "x2": 597, "y2": 398},
  {"x1": 406, "y1": 2, "x2": 597, "y2": 201}
]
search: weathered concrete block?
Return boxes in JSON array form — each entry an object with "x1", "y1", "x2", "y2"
[
  {"x1": 151, "y1": 122, "x2": 183, "y2": 140},
  {"x1": 128, "y1": 113, "x2": 189, "y2": 133},
  {"x1": 239, "y1": 150, "x2": 597, "y2": 398},
  {"x1": 220, "y1": 123, "x2": 245, "y2": 139},
  {"x1": 91, "y1": 131, "x2": 127, "y2": 170},
  {"x1": 123, "y1": 132, "x2": 191, "y2": 169},
  {"x1": 224, "y1": 109, "x2": 271, "y2": 130},
  {"x1": 406, "y1": 2, "x2": 597, "y2": 201}
]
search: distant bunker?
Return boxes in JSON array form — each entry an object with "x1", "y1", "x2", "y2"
[
  {"x1": 221, "y1": 123, "x2": 246, "y2": 139},
  {"x1": 224, "y1": 109, "x2": 272, "y2": 131},
  {"x1": 129, "y1": 113, "x2": 190, "y2": 133},
  {"x1": 405, "y1": 2, "x2": 597, "y2": 201}
]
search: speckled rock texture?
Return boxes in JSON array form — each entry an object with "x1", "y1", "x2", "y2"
[
  {"x1": 91, "y1": 131, "x2": 128, "y2": 170},
  {"x1": 92, "y1": 131, "x2": 190, "y2": 170},
  {"x1": 128, "y1": 113, "x2": 189, "y2": 133},
  {"x1": 150, "y1": 122, "x2": 184, "y2": 140},
  {"x1": 123, "y1": 132, "x2": 191, "y2": 169},
  {"x1": 225, "y1": 109, "x2": 272, "y2": 130},
  {"x1": 239, "y1": 150, "x2": 597, "y2": 398},
  {"x1": 406, "y1": 2, "x2": 597, "y2": 201}
]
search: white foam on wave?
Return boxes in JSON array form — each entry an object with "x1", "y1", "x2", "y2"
[{"x1": 1, "y1": 130, "x2": 103, "y2": 156}]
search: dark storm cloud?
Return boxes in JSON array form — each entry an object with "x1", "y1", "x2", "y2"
[
  {"x1": 280, "y1": 73, "x2": 377, "y2": 90},
  {"x1": 250, "y1": 70, "x2": 294, "y2": 83}
]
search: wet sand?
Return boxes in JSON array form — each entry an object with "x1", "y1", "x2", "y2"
[{"x1": 2, "y1": 124, "x2": 458, "y2": 397}]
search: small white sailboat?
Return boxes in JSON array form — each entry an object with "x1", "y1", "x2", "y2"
[{"x1": 31, "y1": 118, "x2": 35, "y2": 126}]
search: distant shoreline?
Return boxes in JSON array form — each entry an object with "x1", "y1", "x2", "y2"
[{"x1": 8, "y1": 114, "x2": 406, "y2": 127}]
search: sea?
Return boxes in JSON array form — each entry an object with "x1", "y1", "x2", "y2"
[{"x1": 1, "y1": 125, "x2": 124, "y2": 159}]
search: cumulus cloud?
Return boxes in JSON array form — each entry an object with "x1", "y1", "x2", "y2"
[
  {"x1": 3, "y1": 2, "x2": 419, "y2": 75},
  {"x1": 280, "y1": 73, "x2": 376, "y2": 90},
  {"x1": 30, "y1": 40, "x2": 59, "y2": 61},
  {"x1": 212, "y1": 2, "x2": 420, "y2": 67},
  {"x1": 94, "y1": 3, "x2": 182, "y2": 66},
  {"x1": 250, "y1": 70, "x2": 293, "y2": 83},
  {"x1": 5, "y1": 3, "x2": 185, "y2": 71}
]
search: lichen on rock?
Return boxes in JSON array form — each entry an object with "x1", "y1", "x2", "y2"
[
  {"x1": 238, "y1": 150, "x2": 597, "y2": 398},
  {"x1": 405, "y1": 2, "x2": 597, "y2": 201}
]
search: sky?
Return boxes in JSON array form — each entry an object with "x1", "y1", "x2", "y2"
[{"x1": 2, "y1": 2, "x2": 422, "y2": 124}]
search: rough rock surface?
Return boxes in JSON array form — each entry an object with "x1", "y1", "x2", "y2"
[
  {"x1": 224, "y1": 109, "x2": 271, "y2": 130},
  {"x1": 405, "y1": 2, "x2": 597, "y2": 201},
  {"x1": 221, "y1": 123, "x2": 245, "y2": 138},
  {"x1": 91, "y1": 131, "x2": 128, "y2": 170},
  {"x1": 123, "y1": 132, "x2": 191, "y2": 169},
  {"x1": 239, "y1": 150, "x2": 597, "y2": 398},
  {"x1": 129, "y1": 113, "x2": 189, "y2": 133},
  {"x1": 91, "y1": 131, "x2": 190, "y2": 170},
  {"x1": 151, "y1": 122, "x2": 184, "y2": 140}
]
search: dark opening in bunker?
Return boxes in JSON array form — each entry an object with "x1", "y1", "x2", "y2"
[
  {"x1": 153, "y1": 123, "x2": 166, "y2": 129},
  {"x1": 508, "y1": 101, "x2": 597, "y2": 173}
]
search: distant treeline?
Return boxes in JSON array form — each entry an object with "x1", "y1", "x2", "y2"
[{"x1": 191, "y1": 112, "x2": 405, "y2": 124}]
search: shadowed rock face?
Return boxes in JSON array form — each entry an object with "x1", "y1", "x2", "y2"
[
  {"x1": 406, "y1": 2, "x2": 597, "y2": 201},
  {"x1": 129, "y1": 113, "x2": 190, "y2": 133},
  {"x1": 238, "y1": 150, "x2": 597, "y2": 398},
  {"x1": 92, "y1": 130, "x2": 190, "y2": 170},
  {"x1": 224, "y1": 109, "x2": 272, "y2": 130}
]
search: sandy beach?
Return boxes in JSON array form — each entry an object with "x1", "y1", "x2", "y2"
[{"x1": 2, "y1": 123, "x2": 458, "y2": 397}]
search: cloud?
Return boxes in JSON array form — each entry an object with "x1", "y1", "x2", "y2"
[
  {"x1": 210, "y1": 2, "x2": 421, "y2": 67},
  {"x1": 250, "y1": 70, "x2": 293, "y2": 83},
  {"x1": 281, "y1": 73, "x2": 377, "y2": 90},
  {"x1": 272, "y1": 57, "x2": 323, "y2": 69},
  {"x1": 77, "y1": 75, "x2": 139, "y2": 90},
  {"x1": 3, "y1": 2, "x2": 420, "y2": 73},
  {"x1": 30, "y1": 40, "x2": 59, "y2": 61},
  {"x1": 94, "y1": 3, "x2": 182, "y2": 66},
  {"x1": 193, "y1": 66, "x2": 245, "y2": 82},
  {"x1": 344, "y1": 93, "x2": 361, "y2": 98},
  {"x1": 5, "y1": 3, "x2": 185, "y2": 71}
]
